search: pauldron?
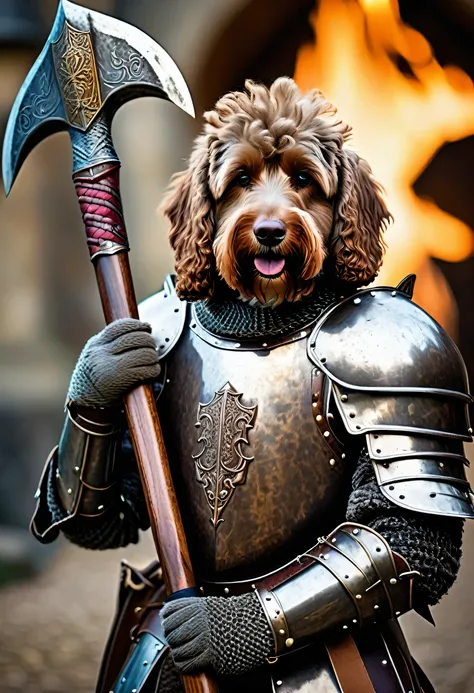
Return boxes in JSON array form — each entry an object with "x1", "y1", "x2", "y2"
[{"x1": 308, "y1": 276, "x2": 474, "y2": 519}]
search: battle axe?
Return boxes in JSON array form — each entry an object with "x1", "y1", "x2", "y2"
[{"x1": 3, "y1": 2, "x2": 218, "y2": 692}]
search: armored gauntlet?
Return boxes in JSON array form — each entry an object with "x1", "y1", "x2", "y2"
[{"x1": 162, "y1": 522, "x2": 417, "y2": 676}]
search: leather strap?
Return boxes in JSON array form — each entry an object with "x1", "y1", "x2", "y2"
[{"x1": 326, "y1": 635, "x2": 376, "y2": 693}]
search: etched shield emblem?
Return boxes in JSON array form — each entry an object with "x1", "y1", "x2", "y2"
[{"x1": 193, "y1": 382, "x2": 257, "y2": 527}]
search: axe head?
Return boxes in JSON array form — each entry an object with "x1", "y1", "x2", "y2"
[{"x1": 3, "y1": 0, "x2": 194, "y2": 195}]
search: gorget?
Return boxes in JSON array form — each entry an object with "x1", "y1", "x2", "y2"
[{"x1": 194, "y1": 279, "x2": 342, "y2": 340}]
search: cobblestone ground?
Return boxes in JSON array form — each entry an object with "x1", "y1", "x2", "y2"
[{"x1": 1, "y1": 523, "x2": 474, "y2": 692}]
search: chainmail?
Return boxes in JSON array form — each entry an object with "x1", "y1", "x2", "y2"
[
  {"x1": 161, "y1": 593, "x2": 273, "y2": 676},
  {"x1": 194, "y1": 278, "x2": 342, "y2": 339},
  {"x1": 347, "y1": 449, "x2": 463, "y2": 606}
]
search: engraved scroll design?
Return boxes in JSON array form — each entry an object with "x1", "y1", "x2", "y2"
[
  {"x1": 52, "y1": 22, "x2": 102, "y2": 129},
  {"x1": 193, "y1": 383, "x2": 257, "y2": 527}
]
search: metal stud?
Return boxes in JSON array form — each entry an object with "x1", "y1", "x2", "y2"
[
  {"x1": 251, "y1": 584, "x2": 256, "y2": 590},
  {"x1": 439, "y1": 462, "x2": 444, "y2": 468},
  {"x1": 200, "y1": 586, "x2": 205, "y2": 593},
  {"x1": 67, "y1": 488, "x2": 72, "y2": 495},
  {"x1": 143, "y1": 661, "x2": 148, "y2": 666},
  {"x1": 343, "y1": 625, "x2": 348, "y2": 630},
  {"x1": 224, "y1": 587, "x2": 230, "y2": 594},
  {"x1": 332, "y1": 537, "x2": 337, "y2": 542},
  {"x1": 374, "y1": 605, "x2": 379, "y2": 610},
  {"x1": 316, "y1": 414, "x2": 322, "y2": 421},
  {"x1": 74, "y1": 466, "x2": 80, "y2": 473},
  {"x1": 341, "y1": 394, "x2": 348, "y2": 402},
  {"x1": 56, "y1": 469, "x2": 60, "y2": 478},
  {"x1": 98, "y1": 505, "x2": 104, "y2": 511},
  {"x1": 390, "y1": 578, "x2": 397, "y2": 585},
  {"x1": 354, "y1": 297, "x2": 361, "y2": 304},
  {"x1": 353, "y1": 619, "x2": 357, "y2": 624},
  {"x1": 396, "y1": 611, "x2": 401, "y2": 616},
  {"x1": 276, "y1": 681, "x2": 283, "y2": 687},
  {"x1": 285, "y1": 638, "x2": 294, "y2": 647},
  {"x1": 324, "y1": 431, "x2": 330, "y2": 438},
  {"x1": 382, "y1": 660, "x2": 388, "y2": 666},
  {"x1": 134, "y1": 607, "x2": 142, "y2": 613},
  {"x1": 391, "y1": 291, "x2": 397, "y2": 297},
  {"x1": 469, "y1": 428, "x2": 473, "y2": 435},
  {"x1": 279, "y1": 628, "x2": 286, "y2": 635},
  {"x1": 156, "y1": 642, "x2": 163, "y2": 650},
  {"x1": 370, "y1": 291, "x2": 376, "y2": 297},
  {"x1": 329, "y1": 459, "x2": 336, "y2": 467},
  {"x1": 262, "y1": 343, "x2": 268, "y2": 348},
  {"x1": 312, "y1": 402, "x2": 318, "y2": 408},
  {"x1": 121, "y1": 678, "x2": 126, "y2": 683},
  {"x1": 356, "y1": 594, "x2": 362, "y2": 600},
  {"x1": 234, "y1": 343, "x2": 241, "y2": 349},
  {"x1": 342, "y1": 453, "x2": 346, "y2": 459},
  {"x1": 353, "y1": 529, "x2": 360, "y2": 535},
  {"x1": 119, "y1": 512, "x2": 125, "y2": 521},
  {"x1": 349, "y1": 410, "x2": 356, "y2": 418}
]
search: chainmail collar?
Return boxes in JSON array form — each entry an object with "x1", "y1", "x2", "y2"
[{"x1": 194, "y1": 277, "x2": 349, "y2": 340}]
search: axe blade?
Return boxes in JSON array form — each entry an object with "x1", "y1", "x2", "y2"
[{"x1": 2, "y1": 0, "x2": 194, "y2": 195}]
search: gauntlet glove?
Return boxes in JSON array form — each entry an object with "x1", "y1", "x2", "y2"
[
  {"x1": 161, "y1": 523, "x2": 416, "y2": 677},
  {"x1": 68, "y1": 318, "x2": 161, "y2": 407}
]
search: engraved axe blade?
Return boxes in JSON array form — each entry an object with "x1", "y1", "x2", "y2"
[{"x1": 2, "y1": 0, "x2": 194, "y2": 195}]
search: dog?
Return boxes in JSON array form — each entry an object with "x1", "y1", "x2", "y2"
[{"x1": 162, "y1": 77, "x2": 391, "y2": 308}]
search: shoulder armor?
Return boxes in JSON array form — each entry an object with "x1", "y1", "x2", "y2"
[
  {"x1": 308, "y1": 276, "x2": 474, "y2": 519},
  {"x1": 138, "y1": 275, "x2": 187, "y2": 361}
]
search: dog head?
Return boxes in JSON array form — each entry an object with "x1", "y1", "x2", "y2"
[{"x1": 162, "y1": 78, "x2": 391, "y2": 307}]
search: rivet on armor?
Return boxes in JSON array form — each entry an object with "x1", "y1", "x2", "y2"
[
  {"x1": 251, "y1": 584, "x2": 256, "y2": 590},
  {"x1": 74, "y1": 466, "x2": 80, "y2": 473},
  {"x1": 349, "y1": 410, "x2": 356, "y2": 418},
  {"x1": 396, "y1": 611, "x2": 401, "y2": 616},
  {"x1": 279, "y1": 628, "x2": 286, "y2": 635},
  {"x1": 342, "y1": 453, "x2": 346, "y2": 459},
  {"x1": 343, "y1": 625, "x2": 348, "y2": 630},
  {"x1": 132, "y1": 689, "x2": 137, "y2": 693},
  {"x1": 469, "y1": 428, "x2": 473, "y2": 435},
  {"x1": 156, "y1": 643, "x2": 163, "y2": 650},
  {"x1": 134, "y1": 607, "x2": 142, "y2": 613},
  {"x1": 328, "y1": 412, "x2": 334, "y2": 420},
  {"x1": 98, "y1": 505, "x2": 104, "y2": 511},
  {"x1": 382, "y1": 660, "x2": 388, "y2": 665},
  {"x1": 300, "y1": 331, "x2": 307, "y2": 337},
  {"x1": 166, "y1": 378, "x2": 170, "y2": 384},
  {"x1": 324, "y1": 431, "x2": 330, "y2": 438},
  {"x1": 224, "y1": 587, "x2": 229, "y2": 594},
  {"x1": 285, "y1": 638, "x2": 294, "y2": 647},
  {"x1": 276, "y1": 681, "x2": 283, "y2": 687},
  {"x1": 316, "y1": 414, "x2": 322, "y2": 421},
  {"x1": 143, "y1": 661, "x2": 148, "y2": 666},
  {"x1": 121, "y1": 678, "x2": 126, "y2": 683},
  {"x1": 341, "y1": 394, "x2": 348, "y2": 402},
  {"x1": 439, "y1": 462, "x2": 444, "y2": 468},
  {"x1": 312, "y1": 402, "x2": 318, "y2": 408},
  {"x1": 353, "y1": 619, "x2": 357, "y2": 623},
  {"x1": 234, "y1": 343, "x2": 241, "y2": 349},
  {"x1": 332, "y1": 537, "x2": 337, "y2": 542},
  {"x1": 262, "y1": 343, "x2": 268, "y2": 348},
  {"x1": 370, "y1": 291, "x2": 376, "y2": 297},
  {"x1": 374, "y1": 605, "x2": 379, "y2": 610},
  {"x1": 119, "y1": 512, "x2": 125, "y2": 521},
  {"x1": 67, "y1": 488, "x2": 72, "y2": 494},
  {"x1": 56, "y1": 469, "x2": 60, "y2": 478},
  {"x1": 356, "y1": 594, "x2": 362, "y2": 600},
  {"x1": 391, "y1": 291, "x2": 397, "y2": 297},
  {"x1": 353, "y1": 529, "x2": 360, "y2": 535},
  {"x1": 329, "y1": 459, "x2": 336, "y2": 466},
  {"x1": 390, "y1": 578, "x2": 397, "y2": 585},
  {"x1": 200, "y1": 586, "x2": 204, "y2": 593},
  {"x1": 354, "y1": 297, "x2": 361, "y2": 304},
  {"x1": 323, "y1": 554, "x2": 329, "y2": 560}
]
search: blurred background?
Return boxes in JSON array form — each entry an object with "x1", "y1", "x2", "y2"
[{"x1": 0, "y1": 0, "x2": 474, "y2": 691}]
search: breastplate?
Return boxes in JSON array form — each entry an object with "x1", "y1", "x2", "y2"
[{"x1": 158, "y1": 316, "x2": 351, "y2": 582}]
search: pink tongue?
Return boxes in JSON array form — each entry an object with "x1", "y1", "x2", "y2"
[{"x1": 254, "y1": 256, "x2": 286, "y2": 276}]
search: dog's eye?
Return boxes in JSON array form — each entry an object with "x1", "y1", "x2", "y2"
[
  {"x1": 235, "y1": 171, "x2": 251, "y2": 188},
  {"x1": 295, "y1": 171, "x2": 313, "y2": 188}
]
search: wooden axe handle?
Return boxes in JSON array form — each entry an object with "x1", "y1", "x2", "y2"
[{"x1": 74, "y1": 165, "x2": 219, "y2": 693}]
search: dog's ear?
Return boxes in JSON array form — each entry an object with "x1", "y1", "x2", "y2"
[
  {"x1": 330, "y1": 149, "x2": 391, "y2": 285},
  {"x1": 161, "y1": 135, "x2": 215, "y2": 301}
]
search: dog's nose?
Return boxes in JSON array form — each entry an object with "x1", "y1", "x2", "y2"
[{"x1": 253, "y1": 219, "x2": 286, "y2": 247}]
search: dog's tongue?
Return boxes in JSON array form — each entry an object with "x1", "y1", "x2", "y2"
[{"x1": 254, "y1": 256, "x2": 286, "y2": 277}]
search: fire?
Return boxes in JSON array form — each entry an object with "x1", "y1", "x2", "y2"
[{"x1": 294, "y1": 0, "x2": 474, "y2": 332}]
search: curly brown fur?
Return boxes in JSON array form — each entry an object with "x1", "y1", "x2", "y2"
[{"x1": 162, "y1": 78, "x2": 391, "y2": 305}]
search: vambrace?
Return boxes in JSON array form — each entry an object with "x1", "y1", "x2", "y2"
[
  {"x1": 31, "y1": 401, "x2": 121, "y2": 543},
  {"x1": 257, "y1": 522, "x2": 416, "y2": 656}
]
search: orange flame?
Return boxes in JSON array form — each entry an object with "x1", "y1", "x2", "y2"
[{"x1": 295, "y1": 0, "x2": 474, "y2": 332}]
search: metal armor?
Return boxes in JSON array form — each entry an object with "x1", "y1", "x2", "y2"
[{"x1": 307, "y1": 279, "x2": 474, "y2": 519}]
